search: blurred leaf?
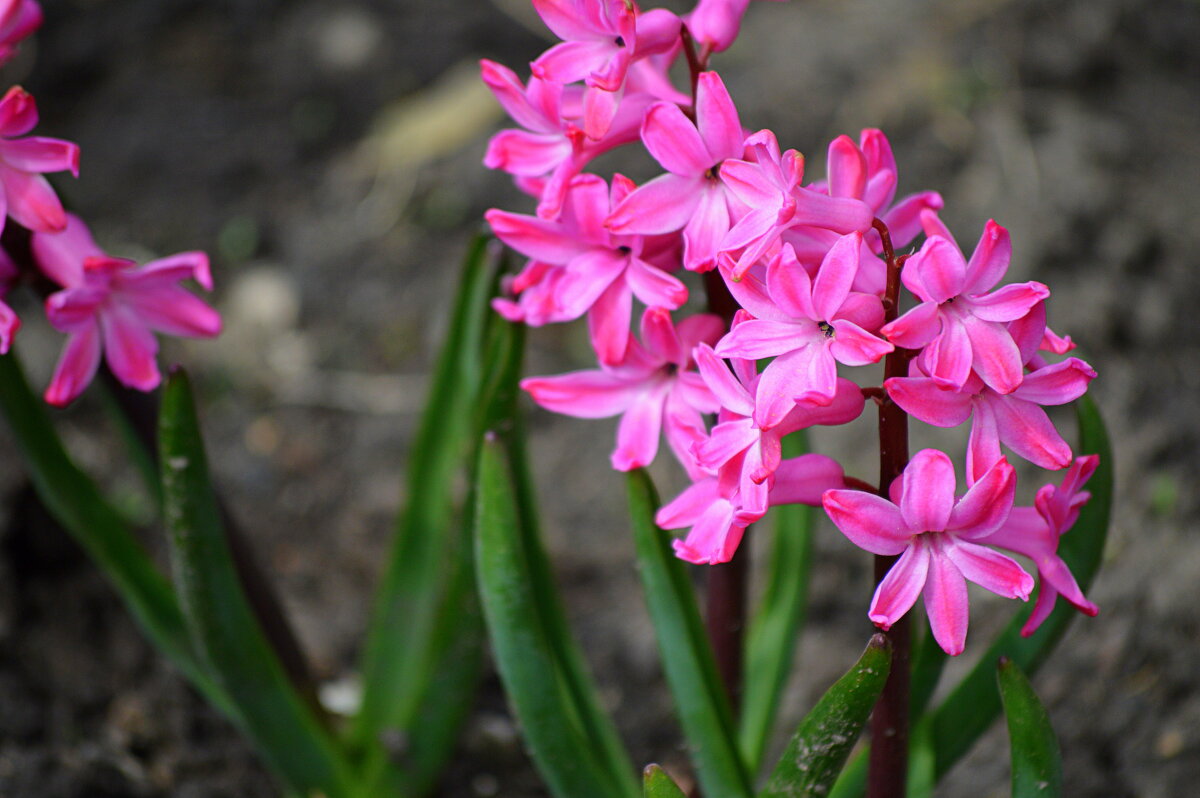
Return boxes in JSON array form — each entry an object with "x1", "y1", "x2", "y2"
[
  {"x1": 475, "y1": 435, "x2": 636, "y2": 798},
  {"x1": 740, "y1": 431, "x2": 815, "y2": 775},
  {"x1": 907, "y1": 718, "x2": 935, "y2": 798},
  {"x1": 643, "y1": 764, "x2": 688, "y2": 798},
  {"x1": 998, "y1": 659, "x2": 1062, "y2": 798},
  {"x1": 354, "y1": 234, "x2": 499, "y2": 755},
  {"x1": 759, "y1": 635, "x2": 892, "y2": 798},
  {"x1": 909, "y1": 623, "x2": 948, "y2": 720},
  {"x1": 627, "y1": 469, "x2": 752, "y2": 798},
  {"x1": 160, "y1": 370, "x2": 358, "y2": 797},
  {"x1": 830, "y1": 396, "x2": 1111, "y2": 797},
  {"x1": 0, "y1": 352, "x2": 227, "y2": 713}
]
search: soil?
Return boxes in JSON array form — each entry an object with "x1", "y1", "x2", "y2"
[{"x1": 1, "y1": 0, "x2": 1198, "y2": 796}]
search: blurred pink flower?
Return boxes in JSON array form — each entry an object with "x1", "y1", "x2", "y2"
[
  {"x1": 34, "y1": 215, "x2": 220, "y2": 406},
  {"x1": 0, "y1": 86, "x2": 79, "y2": 235}
]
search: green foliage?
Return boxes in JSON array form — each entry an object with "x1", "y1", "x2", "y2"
[{"x1": 998, "y1": 659, "x2": 1062, "y2": 798}]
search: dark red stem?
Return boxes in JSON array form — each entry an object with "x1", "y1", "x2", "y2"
[
  {"x1": 701, "y1": 265, "x2": 747, "y2": 713},
  {"x1": 868, "y1": 218, "x2": 914, "y2": 798}
]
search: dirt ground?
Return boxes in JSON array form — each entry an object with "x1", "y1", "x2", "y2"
[{"x1": 1, "y1": 0, "x2": 1198, "y2": 795}]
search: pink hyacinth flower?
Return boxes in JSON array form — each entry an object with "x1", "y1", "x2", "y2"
[
  {"x1": 33, "y1": 215, "x2": 221, "y2": 406},
  {"x1": 521, "y1": 307, "x2": 723, "y2": 474},
  {"x1": 486, "y1": 173, "x2": 687, "y2": 365},
  {"x1": 885, "y1": 356, "x2": 1096, "y2": 483},
  {"x1": 0, "y1": 86, "x2": 80, "y2": 235},
  {"x1": 480, "y1": 59, "x2": 651, "y2": 219},
  {"x1": 714, "y1": 235, "x2": 891, "y2": 427},
  {"x1": 987, "y1": 455, "x2": 1101, "y2": 636},
  {"x1": 531, "y1": 0, "x2": 680, "y2": 139},
  {"x1": 606, "y1": 70, "x2": 746, "y2": 272},
  {"x1": 784, "y1": 129, "x2": 943, "y2": 294},
  {"x1": 685, "y1": 0, "x2": 786, "y2": 54},
  {"x1": 0, "y1": 245, "x2": 19, "y2": 352},
  {"x1": 0, "y1": 0, "x2": 41, "y2": 66},
  {"x1": 660, "y1": 451, "x2": 844, "y2": 564},
  {"x1": 692, "y1": 338, "x2": 863, "y2": 514},
  {"x1": 881, "y1": 221, "x2": 1048, "y2": 394},
  {"x1": 823, "y1": 450, "x2": 1033, "y2": 655},
  {"x1": 717, "y1": 129, "x2": 874, "y2": 281}
]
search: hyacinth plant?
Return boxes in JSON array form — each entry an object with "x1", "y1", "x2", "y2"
[
  {"x1": 477, "y1": 1, "x2": 1111, "y2": 797},
  {"x1": 1, "y1": 1, "x2": 1111, "y2": 797}
]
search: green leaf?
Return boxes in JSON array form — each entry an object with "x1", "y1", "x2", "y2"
[
  {"x1": 927, "y1": 396, "x2": 1111, "y2": 778},
  {"x1": 353, "y1": 233, "x2": 500, "y2": 754},
  {"x1": 760, "y1": 634, "x2": 892, "y2": 798},
  {"x1": 909, "y1": 623, "x2": 948, "y2": 720},
  {"x1": 0, "y1": 352, "x2": 227, "y2": 713},
  {"x1": 740, "y1": 431, "x2": 815, "y2": 775},
  {"x1": 643, "y1": 765, "x2": 688, "y2": 798},
  {"x1": 160, "y1": 370, "x2": 358, "y2": 798},
  {"x1": 830, "y1": 396, "x2": 1112, "y2": 797},
  {"x1": 998, "y1": 659, "x2": 1062, "y2": 798},
  {"x1": 475, "y1": 435, "x2": 636, "y2": 798},
  {"x1": 627, "y1": 469, "x2": 753, "y2": 798}
]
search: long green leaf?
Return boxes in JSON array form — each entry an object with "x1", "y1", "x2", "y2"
[
  {"x1": 475, "y1": 435, "x2": 633, "y2": 798},
  {"x1": 759, "y1": 635, "x2": 892, "y2": 798},
  {"x1": 0, "y1": 352, "x2": 227, "y2": 713},
  {"x1": 998, "y1": 658, "x2": 1062, "y2": 797},
  {"x1": 160, "y1": 370, "x2": 358, "y2": 797},
  {"x1": 353, "y1": 233, "x2": 499, "y2": 752},
  {"x1": 627, "y1": 469, "x2": 752, "y2": 798},
  {"x1": 740, "y1": 431, "x2": 815, "y2": 774},
  {"x1": 643, "y1": 765, "x2": 688, "y2": 798},
  {"x1": 829, "y1": 396, "x2": 1112, "y2": 797},
  {"x1": 927, "y1": 396, "x2": 1111, "y2": 778}
]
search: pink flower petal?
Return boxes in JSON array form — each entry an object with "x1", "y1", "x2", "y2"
[
  {"x1": 770, "y1": 453, "x2": 844, "y2": 505},
  {"x1": 968, "y1": 281, "x2": 1050, "y2": 323},
  {"x1": 479, "y1": 60, "x2": 557, "y2": 133},
  {"x1": 627, "y1": 256, "x2": 687, "y2": 309},
  {"x1": 486, "y1": 208, "x2": 592, "y2": 263},
  {"x1": 869, "y1": 542, "x2": 930, "y2": 629},
  {"x1": 949, "y1": 456, "x2": 1015, "y2": 538},
  {"x1": 826, "y1": 134, "x2": 867, "y2": 199},
  {"x1": 922, "y1": 540, "x2": 970, "y2": 655},
  {"x1": 682, "y1": 183, "x2": 730, "y2": 272},
  {"x1": 885, "y1": 376, "x2": 973, "y2": 428},
  {"x1": 606, "y1": 172, "x2": 701, "y2": 234},
  {"x1": 962, "y1": 314, "x2": 1024, "y2": 394},
  {"x1": 533, "y1": 39, "x2": 617, "y2": 85},
  {"x1": 903, "y1": 237, "x2": 965, "y2": 304},
  {"x1": 0, "y1": 85, "x2": 37, "y2": 137},
  {"x1": 531, "y1": 0, "x2": 609, "y2": 42},
  {"x1": 944, "y1": 539, "x2": 1033, "y2": 600},
  {"x1": 521, "y1": 370, "x2": 638, "y2": 418},
  {"x1": 879, "y1": 191, "x2": 943, "y2": 250},
  {"x1": 812, "y1": 232, "x2": 860, "y2": 320},
  {"x1": 765, "y1": 244, "x2": 817, "y2": 319},
  {"x1": 880, "y1": 301, "x2": 940, "y2": 349},
  {"x1": 101, "y1": 308, "x2": 161, "y2": 392},
  {"x1": 641, "y1": 100, "x2": 712, "y2": 175},
  {"x1": 963, "y1": 219, "x2": 1011, "y2": 295},
  {"x1": 611, "y1": 385, "x2": 667, "y2": 470},
  {"x1": 989, "y1": 394, "x2": 1073, "y2": 471},
  {"x1": 44, "y1": 321, "x2": 102, "y2": 406},
  {"x1": 829, "y1": 318, "x2": 893, "y2": 366},
  {"x1": 695, "y1": 71, "x2": 743, "y2": 164},
  {"x1": 899, "y1": 448, "x2": 956, "y2": 532},
  {"x1": 822, "y1": 489, "x2": 910, "y2": 556},
  {"x1": 966, "y1": 399, "x2": 1003, "y2": 487},
  {"x1": 121, "y1": 287, "x2": 222, "y2": 338},
  {"x1": 0, "y1": 135, "x2": 79, "y2": 177},
  {"x1": 0, "y1": 165, "x2": 65, "y2": 232},
  {"x1": 657, "y1": 477, "x2": 720, "y2": 529},
  {"x1": 922, "y1": 313, "x2": 973, "y2": 390},
  {"x1": 693, "y1": 343, "x2": 753, "y2": 416},
  {"x1": 715, "y1": 318, "x2": 804, "y2": 360},
  {"x1": 586, "y1": 278, "x2": 633, "y2": 366},
  {"x1": 483, "y1": 129, "x2": 571, "y2": 175},
  {"x1": 1013, "y1": 357, "x2": 1096, "y2": 405}
]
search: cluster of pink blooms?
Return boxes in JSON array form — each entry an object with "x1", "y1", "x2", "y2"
[
  {"x1": 483, "y1": 0, "x2": 1100, "y2": 656},
  {"x1": 0, "y1": 0, "x2": 219, "y2": 406}
]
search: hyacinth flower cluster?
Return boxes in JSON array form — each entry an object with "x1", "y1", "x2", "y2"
[
  {"x1": 0, "y1": 1, "x2": 219, "y2": 407},
  {"x1": 483, "y1": 0, "x2": 1100, "y2": 659}
]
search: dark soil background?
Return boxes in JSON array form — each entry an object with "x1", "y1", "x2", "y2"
[{"x1": 0, "y1": 0, "x2": 1197, "y2": 795}]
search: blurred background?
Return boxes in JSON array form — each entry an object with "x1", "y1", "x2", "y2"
[{"x1": 0, "y1": 0, "x2": 1197, "y2": 795}]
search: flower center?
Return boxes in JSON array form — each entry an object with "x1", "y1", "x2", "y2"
[{"x1": 818, "y1": 320, "x2": 835, "y2": 338}]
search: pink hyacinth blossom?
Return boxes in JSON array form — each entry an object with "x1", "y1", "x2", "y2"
[
  {"x1": 521, "y1": 307, "x2": 722, "y2": 474},
  {"x1": 660, "y1": 451, "x2": 844, "y2": 564},
  {"x1": 880, "y1": 221, "x2": 1048, "y2": 394},
  {"x1": 717, "y1": 130, "x2": 874, "y2": 280},
  {"x1": 486, "y1": 173, "x2": 686, "y2": 365},
  {"x1": 685, "y1": 0, "x2": 786, "y2": 54},
  {"x1": 885, "y1": 356, "x2": 1096, "y2": 483},
  {"x1": 784, "y1": 129, "x2": 943, "y2": 294},
  {"x1": 691, "y1": 339, "x2": 863, "y2": 513},
  {"x1": 0, "y1": 245, "x2": 18, "y2": 352},
  {"x1": 606, "y1": 70, "x2": 746, "y2": 272},
  {"x1": 530, "y1": 0, "x2": 680, "y2": 139},
  {"x1": 987, "y1": 455, "x2": 1101, "y2": 636},
  {"x1": 823, "y1": 451, "x2": 1032, "y2": 655},
  {"x1": 0, "y1": 0, "x2": 40, "y2": 66},
  {"x1": 33, "y1": 215, "x2": 221, "y2": 406},
  {"x1": 480, "y1": 60, "x2": 651, "y2": 219},
  {"x1": 714, "y1": 235, "x2": 891, "y2": 427},
  {"x1": 0, "y1": 86, "x2": 80, "y2": 235}
]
